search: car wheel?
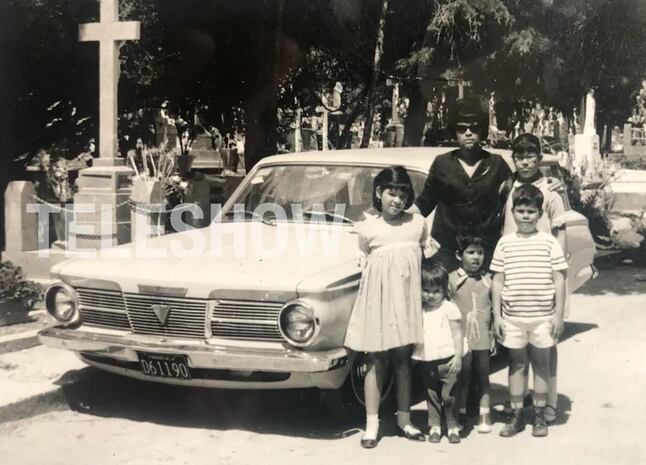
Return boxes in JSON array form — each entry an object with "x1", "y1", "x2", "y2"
[{"x1": 322, "y1": 353, "x2": 395, "y2": 420}]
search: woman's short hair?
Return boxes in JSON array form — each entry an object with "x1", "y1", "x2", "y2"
[
  {"x1": 448, "y1": 98, "x2": 488, "y2": 139},
  {"x1": 372, "y1": 165, "x2": 415, "y2": 211},
  {"x1": 512, "y1": 183, "x2": 544, "y2": 210}
]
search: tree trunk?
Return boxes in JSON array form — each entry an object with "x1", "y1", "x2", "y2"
[
  {"x1": 243, "y1": 0, "x2": 284, "y2": 170},
  {"x1": 360, "y1": 0, "x2": 389, "y2": 149},
  {"x1": 403, "y1": 84, "x2": 427, "y2": 146}
]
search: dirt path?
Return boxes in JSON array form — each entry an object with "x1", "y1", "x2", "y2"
[{"x1": 1, "y1": 266, "x2": 645, "y2": 465}]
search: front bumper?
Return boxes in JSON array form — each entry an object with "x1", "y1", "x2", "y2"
[{"x1": 38, "y1": 326, "x2": 350, "y2": 389}]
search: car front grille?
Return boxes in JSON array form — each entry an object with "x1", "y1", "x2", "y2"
[
  {"x1": 124, "y1": 294, "x2": 208, "y2": 339},
  {"x1": 76, "y1": 288, "x2": 285, "y2": 343},
  {"x1": 211, "y1": 300, "x2": 284, "y2": 342},
  {"x1": 77, "y1": 288, "x2": 130, "y2": 330}
]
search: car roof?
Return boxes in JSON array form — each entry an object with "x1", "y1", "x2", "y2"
[{"x1": 255, "y1": 147, "x2": 559, "y2": 173}]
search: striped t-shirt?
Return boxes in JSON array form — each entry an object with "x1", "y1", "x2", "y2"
[{"x1": 490, "y1": 231, "x2": 568, "y2": 319}]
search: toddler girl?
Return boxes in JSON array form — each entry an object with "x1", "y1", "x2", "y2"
[{"x1": 412, "y1": 263, "x2": 464, "y2": 444}]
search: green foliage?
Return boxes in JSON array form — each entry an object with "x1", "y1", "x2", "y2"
[{"x1": 0, "y1": 261, "x2": 43, "y2": 310}]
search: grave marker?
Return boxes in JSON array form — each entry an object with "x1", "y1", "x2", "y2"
[
  {"x1": 574, "y1": 89, "x2": 602, "y2": 180},
  {"x1": 72, "y1": 0, "x2": 140, "y2": 249}
]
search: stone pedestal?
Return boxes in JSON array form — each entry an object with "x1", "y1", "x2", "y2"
[
  {"x1": 384, "y1": 123, "x2": 404, "y2": 147},
  {"x1": 574, "y1": 133, "x2": 601, "y2": 179},
  {"x1": 130, "y1": 179, "x2": 166, "y2": 241},
  {"x1": 70, "y1": 162, "x2": 133, "y2": 250}
]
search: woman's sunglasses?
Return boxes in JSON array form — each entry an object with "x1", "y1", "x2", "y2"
[{"x1": 455, "y1": 123, "x2": 480, "y2": 133}]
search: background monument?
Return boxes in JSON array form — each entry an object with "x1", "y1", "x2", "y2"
[{"x1": 71, "y1": 0, "x2": 139, "y2": 249}]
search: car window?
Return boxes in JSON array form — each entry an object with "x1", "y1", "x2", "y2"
[{"x1": 221, "y1": 165, "x2": 428, "y2": 224}]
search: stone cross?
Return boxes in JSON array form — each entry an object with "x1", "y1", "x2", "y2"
[{"x1": 79, "y1": 0, "x2": 140, "y2": 166}]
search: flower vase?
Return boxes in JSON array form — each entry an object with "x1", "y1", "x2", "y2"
[{"x1": 177, "y1": 154, "x2": 196, "y2": 176}]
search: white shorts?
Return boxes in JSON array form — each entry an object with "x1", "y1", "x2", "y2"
[{"x1": 501, "y1": 316, "x2": 556, "y2": 349}]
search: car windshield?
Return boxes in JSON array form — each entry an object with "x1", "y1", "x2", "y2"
[{"x1": 220, "y1": 164, "x2": 427, "y2": 224}]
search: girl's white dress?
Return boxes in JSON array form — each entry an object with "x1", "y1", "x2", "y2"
[{"x1": 344, "y1": 212, "x2": 433, "y2": 352}]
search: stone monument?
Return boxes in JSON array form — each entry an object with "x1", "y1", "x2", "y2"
[
  {"x1": 384, "y1": 79, "x2": 404, "y2": 147},
  {"x1": 71, "y1": 0, "x2": 139, "y2": 250},
  {"x1": 573, "y1": 89, "x2": 602, "y2": 180}
]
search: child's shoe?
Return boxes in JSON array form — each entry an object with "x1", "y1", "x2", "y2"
[
  {"x1": 476, "y1": 413, "x2": 492, "y2": 434},
  {"x1": 532, "y1": 407, "x2": 549, "y2": 437},
  {"x1": 499, "y1": 409, "x2": 525, "y2": 437},
  {"x1": 447, "y1": 427, "x2": 461, "y2": 444},
  {"x1": 428, "y1": 426, "x2": 442, "y2": 443}
]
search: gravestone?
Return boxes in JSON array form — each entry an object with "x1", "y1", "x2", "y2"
[
  {"x1": 190, "y1": 132, "x2": 222, "y2": 170},
  {"x1": 623, "y1": 123, "x2": 646, "y2": 160},
  {"x1": 573, "y1": 90, "x2": 602, "y2": 180},
  {"x1": 71, "y1": 0, "x2": 139, "y2": 250},
  {"x1": 606, "y1": 169, "x2": 646, "y2": 214},
  {"x1": 3, "y1": 181, "x2": 69, "y2": 279},
  {"x1": 4, "y1": 182, "x2": 38, "y2": 253}
]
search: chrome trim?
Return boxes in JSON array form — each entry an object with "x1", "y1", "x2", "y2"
[
  {"x1": 278, "y1": 300, "x2": 321, "y2": 348},
  {"x1": 45, "y1": 282, "x2": 80, "y2": 326},
  {"x1": 137, "y1": 284, "x2": 188, "y2": 297},
  {"x1": 62, "y1": 277, "x2": 121, "y2": 292},
  {"x1": 124, "y1": 293, "x2": 208, "y2": 340},
  {"x1": 38, "y1": 326, "x2": 348, "y2": 374},
  {"x1": 211, "y1": 299, "x2": 284, "y2": 342},
  {"x1": 76, "y1": 287, "x2": 129, "y2": 330}
]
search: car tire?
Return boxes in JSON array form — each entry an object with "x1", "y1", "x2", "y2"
[{"x1": 322, "y1": 352, "x2": 396, "y2": 421}]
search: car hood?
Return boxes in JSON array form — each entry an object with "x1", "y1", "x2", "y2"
[{"x1": 53, "y1": 222, "x2": 359, "y2": 298}]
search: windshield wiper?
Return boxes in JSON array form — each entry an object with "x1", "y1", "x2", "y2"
[
  {"x1": 222, "y1": 209, "x2": 276, "y2": 226},
  {"x1": 301, "y1": 210, "x2": 354, "y2": 225}
]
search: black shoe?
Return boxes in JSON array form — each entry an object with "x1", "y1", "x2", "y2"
[
  {"x1": 428, "y1": 427, "x2": 441, "y2": 443},
  {"x1": 532, "y1": 408, "x2": 549, "y2": 437},
  {"x1": 360, "y1": 436, "x2": 379, "y2": 449},
  {"x1": 499, "y1": 409, "x2": 525, "y2": 438},
  {"x1": 396, "y1": 425, "x2": 425, "y2": 441}
]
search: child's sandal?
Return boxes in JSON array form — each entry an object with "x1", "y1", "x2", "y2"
[{"x1": 544, "y1": 405, "x2": 559, "y2": 424}]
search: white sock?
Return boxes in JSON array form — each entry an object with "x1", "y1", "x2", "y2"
[
  {"x1": 364, "y1": 414, "x2": 379, "y2": 440},
  {"x1": 479, "y1": 407, "x2": 490, "y2": 415},
  {"x1": 397, "y1": 410, "x2": 411, "y2": 428}
]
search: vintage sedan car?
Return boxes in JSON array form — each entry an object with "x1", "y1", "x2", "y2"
[{"x1": 38, "y1": 147, "x2": 596, "y2": 407}]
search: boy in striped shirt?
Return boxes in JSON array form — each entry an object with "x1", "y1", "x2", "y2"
[{"x1": 491, "y1": 184, "x2": 568, "y2": 438}]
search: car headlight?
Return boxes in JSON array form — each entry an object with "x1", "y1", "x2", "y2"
[
  {"x1": 279, "y1": 301, "x2": 319, "y2": 347},
  {"x1": 45, "y1": 283, "x2": 79, "y2": 325}
]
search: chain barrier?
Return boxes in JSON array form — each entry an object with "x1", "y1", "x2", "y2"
[{"x1": 31, "y1": 195, "x2": 197, "y2": 216}]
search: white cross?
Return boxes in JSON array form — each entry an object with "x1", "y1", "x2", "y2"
[{"x1": 79, "y1": 0, "x2": 140, "y2": 165}]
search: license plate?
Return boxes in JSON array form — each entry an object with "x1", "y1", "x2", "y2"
[{"x1": 138, "y1": 352, "x2": 191, "y2": 380}]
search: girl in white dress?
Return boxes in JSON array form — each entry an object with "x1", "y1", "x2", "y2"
[{"x1": 344, "y1": 165, "x2": 438, "y2": 448}]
